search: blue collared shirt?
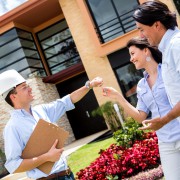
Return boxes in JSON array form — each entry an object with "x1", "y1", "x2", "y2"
[
  {"x1": 136, "y1": 64, "x2": 180, "y2": 142},
  {"x1": 158, "y1": 27, "x2": 180, "y2": 114},
  {"x1": 3, "y1": 94, "x2": 75, "y2": 179}
]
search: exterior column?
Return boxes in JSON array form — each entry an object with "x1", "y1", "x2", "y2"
[{"x1": 59, "y1": 0, "x2": 122, "y2": 106}]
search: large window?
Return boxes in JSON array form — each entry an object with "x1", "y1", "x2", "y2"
[
  {"x1": 115, "y1": 63, "x2": 143, "y2": 106},
  {"x1": 86, "y1": 0, "x2": 139, "y2": 43},
  {"x1": 108, "y1": 47, "x2": 143, "y2": 106},
  {"x1": 37, "y1": 20, "x2": 81, "y2": 75},
  {"x1": 0, "y1": 28, "x2": 45, "y2": 78}
]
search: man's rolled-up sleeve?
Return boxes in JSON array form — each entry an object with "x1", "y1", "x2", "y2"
[{"x1": 136, "y1": 84, "x2": 149, "y2": 114}]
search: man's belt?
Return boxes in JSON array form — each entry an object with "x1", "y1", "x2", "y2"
[{"x1": 37, "y1": 168, "x2": 71, "y2": 180}]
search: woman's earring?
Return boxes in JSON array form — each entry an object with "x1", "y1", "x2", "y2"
[{"x1": 146, "y1": 56, "x2": 151, "y2": 62}]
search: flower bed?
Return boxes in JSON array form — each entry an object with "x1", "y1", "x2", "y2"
[
  {"x1": 76, "y1": 132, "x2": 161, "y2": 180},
  {"x1": 126, "y1": 164, "x2": 163, "y2": 180}
]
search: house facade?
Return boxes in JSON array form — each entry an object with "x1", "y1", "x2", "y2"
[{"x1": 0, "y1": 0, "x2": 179, "y2": 172}]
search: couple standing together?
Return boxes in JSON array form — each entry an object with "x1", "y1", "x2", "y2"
[{"x1": 0, "y1": 1, "x2": 180, "y2": 180}]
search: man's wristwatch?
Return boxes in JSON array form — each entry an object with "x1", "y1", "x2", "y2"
[{"x1": 85, "y1": 80, "x2": 92, "y2": 89}]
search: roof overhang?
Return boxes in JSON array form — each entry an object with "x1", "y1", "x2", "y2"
[
  {"x1": 43, "y1": 62, "x2": 85, "y2": 84},
  {"x1": 0, "y1": 0, "x2": 62, "y2": 28}
]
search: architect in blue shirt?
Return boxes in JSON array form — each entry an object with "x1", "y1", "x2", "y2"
[
  {"x1": 133, "y1": 0, "x2": 180, "y2": 131},
  {"x1": 102, "y1": 37, "x2": 180, "y2": 179},
  {"x1": 0, "y1": 69, "x2": 103, "y2": 180}
]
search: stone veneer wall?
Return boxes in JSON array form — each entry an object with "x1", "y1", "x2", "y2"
[
  {"x1": 0, "y1": 76, "x2": 75, "y2": 153},
  {"x1": 28, "y1": 76, "x2": 75, "y2": 145}
]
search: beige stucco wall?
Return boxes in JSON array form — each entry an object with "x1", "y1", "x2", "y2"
[
  {"x1": 59, "y1": 0, "x2": 123, "y2": 107},
  {"x1": 1, "y1": 0, "x2": 178, "y2": 150},
  {"x1": 59, "y1": 0, "x2": 180, "y2": 112},
  {"x1": 164, "y1": 0, "x2": 180, "y2": 26},
  {"x1": 28, "y1": 76, "x2": 75, "y2": 145},
  {"x1": 1, "y1": 0, "x2": 179, "y2": 175}
]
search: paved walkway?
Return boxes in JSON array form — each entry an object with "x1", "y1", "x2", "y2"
[{"x1": 2, "y1": 129, "x2": 109, "y2": 180}]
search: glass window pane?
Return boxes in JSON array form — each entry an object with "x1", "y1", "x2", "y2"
[
  {"x1": 115, "y1": 63, "x2": 143, "y2": 106},
  {"x1": 41, "y1": 29, "x2": 71, "y2": 50},
  {"x1": 37, "y1": 20, "x2": 81, "y2": 75},
  {"x1": 44, "y1": 47, "x2": 57, "y2": 59},
  {"x1": 20, "y1": 67, "x2": 46, "y2": 79},
  {"x1": 20, "y1": 39, "x2": 36, "y2": 49},
  {"x1": 50, "y1": 57, "x2": 81, "y2": 74},
  {"x1": 102, "y1": 23, "x2": 123, "y2": 41},
  {"x1": 0, "y1": 58, "x2": 28, "y2": 73},
  {"x1": 0, "y1": 49, "x2": 25, "y2": 68},
  {"x1": 16, "y1": 28, "x2": 33, "y2": 40},
  {"x1": 113, "y1": 0, "x2": 138, "y2": 15},
  {"x1": 38, "y1": 20, "x2": 68, "y2": 41},
  {"x1": 47, "y1": 53, "x2": 79, "y2": 68},
  {"x1": 0, "y1": 29, "x2": 18, "y2": 46},
  {"x1": 87, "y1": 0, "x2": 116, "y2": 25},
  {"x1": 0, "y1": 39, "x2": 21, "y2": 58},
  {"x1": 44, "y1": 38, "x2": 76, "y2": 59},
  {"x1": 24, "y1": 49, "x2": 40, "y2": 59},
  {"x1": 27, "y1": 58, "x2": 44, "y2": 68},
  {"x1": 0, "y1": 28, "x2": 46, "y2": 78},
  {"x1": 86, "y1": 0, "x2": 138, "y2": 43},
  {"x1": 0, "y1": 58, "x2": 45, "y2": 79}
]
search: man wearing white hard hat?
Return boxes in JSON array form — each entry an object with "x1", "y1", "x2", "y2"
[
  {"x1": 0, "y1": 69, "x2": 103, "y2": 180},
  {"x1": 0, "y1": 70, "x2": 26, "y2": 100}
]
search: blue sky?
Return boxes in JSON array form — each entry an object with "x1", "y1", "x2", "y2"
[{"x1": 0, "y1": 0, "x2": 27, "y2": 16}]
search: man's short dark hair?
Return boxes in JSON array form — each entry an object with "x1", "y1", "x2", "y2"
[
  {"x1": 5, "y1": 89, "x2": 17, "y2": 107},
  {"x1": 133, "y1": 0, "x2": 177, "y2": 30}
]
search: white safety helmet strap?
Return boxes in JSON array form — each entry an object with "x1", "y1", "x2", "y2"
[{"x1": 2, "y1": 87, "x2": 15, "y2": 99}]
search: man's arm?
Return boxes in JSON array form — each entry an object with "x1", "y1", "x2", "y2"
[
  {"x1": 14, "y1": 139, "x2": 63, "y2": 173},
  {"x1": 70, "y1": 77, "x2": 103, "y2": 103},
  {"x1": 140, "y1": 101, "x2": 180, "y2": 131}
]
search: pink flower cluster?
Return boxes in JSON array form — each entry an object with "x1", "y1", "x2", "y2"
[
  {"x1": 126, "y1": 165, "x2": 163, "y2": 180},
  {"x1": 76, "y1": 132, "x2": 160, "y2": 180}
]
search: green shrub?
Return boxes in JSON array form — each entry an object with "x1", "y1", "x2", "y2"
[
  {"x1": 113, "y1": 117, "x2": 144, "y2": 148},
  {"x1": 91, "y1": 101, "x2": 125, "y2": 132},
  {"x1": 0, "y1": 149, "x2": 8, "y2": 177}
]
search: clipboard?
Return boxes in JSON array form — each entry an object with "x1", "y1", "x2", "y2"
[{"x1": 21, "y1": 119, "x2": 69, "y2": 174}]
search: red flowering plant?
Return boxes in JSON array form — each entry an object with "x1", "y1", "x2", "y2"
[
  {"x1": 76, "y1": 117, "x2": 160, "y2": 180},
  {"x1": 76, "y1": 132, "x2": 160, "y2": 180}
]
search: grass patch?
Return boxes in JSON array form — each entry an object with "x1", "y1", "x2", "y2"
[{"x1": 67, "y1": 137, "x2": 115, "y2": 175}]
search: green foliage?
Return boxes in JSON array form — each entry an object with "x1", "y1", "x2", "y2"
[
  {"x1": 0, "y1": 149, "x2": 8, "y2": 177},
  {"x1": 113, "y1": 117, "x2": 144, "y2": 148},
  {"x1": 68, "y1": 137, "x2": 116, "y2": 175},
  {"x1": 92, "y1": 101, "x2": 125, "y2": 132},
  {"x1": 106, "y1": 175, "x2": 119, "y2": 180},
  {"x1": 113, "y1": 153, "x2": 121, "y2": 160},
  {"x1": 0, "y1": 149, "x2": 5, "y2": 161}
]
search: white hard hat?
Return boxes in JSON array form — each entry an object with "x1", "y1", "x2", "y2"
[{"x1": 0, "y1": 69, "x2": 26, "y2": 99}]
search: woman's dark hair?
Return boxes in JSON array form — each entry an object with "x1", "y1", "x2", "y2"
[
  {"x1": 127, "y1": 37, "x2": 162, "y2": 64},
  {"x1": 133, "y1": 0, "x2": 177, "y2": 30}
]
